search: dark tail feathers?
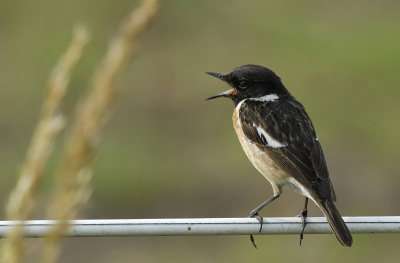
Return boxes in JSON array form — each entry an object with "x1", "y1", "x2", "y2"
[{"x1": 318, "y1": 199, "x2": 353, "y2": 247}]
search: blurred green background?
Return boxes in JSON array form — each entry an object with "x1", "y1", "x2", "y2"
[{"x1": 1, "y1": 0, "x2": 400, "y2": 262}]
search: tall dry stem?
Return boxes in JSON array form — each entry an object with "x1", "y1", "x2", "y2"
[
  {"x1": 41, "y1": 1, "x2": 160, "y2": 262},
  {"x1": 0, "y1": 27, "x2": 89, "y2": 263}
]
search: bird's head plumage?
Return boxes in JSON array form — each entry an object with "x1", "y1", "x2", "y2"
[{"x1": 205, "y1": 64, "x2": 290, "y2": 105}]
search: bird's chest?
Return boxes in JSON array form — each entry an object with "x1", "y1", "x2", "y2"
[{"x1": 232, "y1": 110, "x2": 291, "y2": 188}]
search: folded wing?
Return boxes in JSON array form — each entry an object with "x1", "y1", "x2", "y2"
[{"x1": 238, "y1": 98, "x2": 336, "y2": 201}]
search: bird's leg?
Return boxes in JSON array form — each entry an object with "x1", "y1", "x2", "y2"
[
  {"x1": 249, "y1": 194, "x2": 280, "y2": 249},
  {"x1": 296, "y1": 197, "x2": 308, "y2": 245}
]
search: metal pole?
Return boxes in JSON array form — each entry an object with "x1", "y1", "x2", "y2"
[{"x1": 0, "y1": 217, "x2": 399, "y2": 238}]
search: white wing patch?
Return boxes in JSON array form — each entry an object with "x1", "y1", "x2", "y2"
[
  {"x1": 252, "y1": 123, "x2": 287, "y2": 148},
  {"x1": 236, "y1": 94, "x2": 285, "y2": 148},
  {"x1": 251, "y1": 94, "x2": 279, "y2": 102}
]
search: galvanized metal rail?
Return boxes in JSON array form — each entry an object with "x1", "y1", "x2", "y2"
[{"x1": 0, "y1": 217, "x2": 398, "y2": 238}]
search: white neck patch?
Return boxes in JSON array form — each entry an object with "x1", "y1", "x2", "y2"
[
  {"x1": 251, "y1": 94, "x2": 279, "y2": 102},
  {"x1": 235, "y1": 98, "x2": 248, "y2": 114}
]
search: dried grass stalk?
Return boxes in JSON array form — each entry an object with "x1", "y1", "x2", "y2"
[
  {"x1": 41, "y1": 1, "x2": 160, "y2": 262},
  {"x1": 0, "y1": 26, "x2": 89, "y2": 263}
]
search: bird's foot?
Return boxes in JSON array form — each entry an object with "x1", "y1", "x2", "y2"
[
  {"x1": 296, "y1": 208, "x2": 308, "y2": 246},
  {"x1": 249, "y1": 211, "x2": 263, "y2": 232},
  {"x1": 249, "y1": 211, "x2": 263, "y2": 249}
]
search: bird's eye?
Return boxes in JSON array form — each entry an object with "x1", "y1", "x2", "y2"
[{"x1": 239, "y1": 81, "x2": 248, "y2": 89}]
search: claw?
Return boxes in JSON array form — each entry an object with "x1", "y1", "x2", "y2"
[
  {"x1": 298, "y1": 209, "x2": 308, "y2": 246},
  {"x1": 297, "y1": 198, "x2": 309, "y2": 246},
  {"x1": 246, "y1": 195, "x2": 280, "y2": 249},
  {"x1": 250, "y1": 234, "x2": 258, "y2": 249},
  {"x1": 249, "y1": 212, "x2": 263, "y2": 248},
  {"x1": 255, "y1": 214, "x2": 263, "y2": 232},
  {"x1": 249, "y1": 212, "x2": 263, "y2": 232}
]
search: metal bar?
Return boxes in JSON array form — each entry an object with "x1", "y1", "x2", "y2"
[{"x1": 0, "y1": 217, "x2": 399, "y2": 238}]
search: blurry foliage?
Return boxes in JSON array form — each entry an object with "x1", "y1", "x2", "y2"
[
  {"x1": 0, "y1": 0, "x2": 400, "y2": 262},
  {"x1": 1, "y1": 25, "x2": 89, "y2": 263}
]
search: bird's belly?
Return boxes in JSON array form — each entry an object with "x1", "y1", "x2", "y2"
[
  {"x1": 240, "y1": 135, "x2": 291, "y2": 186},
  {"x1": 233, "y1": 114, "x2": 291, "y2": 188},
  {"x1": 238, "y1": 135, "x2": 313, "y2": 199}
]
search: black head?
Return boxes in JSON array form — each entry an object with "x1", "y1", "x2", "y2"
[{"x1": 205, "y1": 65, "x2": 290, "y2": 105}]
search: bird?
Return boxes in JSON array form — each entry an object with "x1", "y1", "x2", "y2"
[{"x1": 204, "y1": 64, "x2": 353, "y2": 248}]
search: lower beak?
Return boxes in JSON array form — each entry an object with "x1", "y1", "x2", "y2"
[{"x1": 205, "y1": 88, "x2": 235, "y2": 100}]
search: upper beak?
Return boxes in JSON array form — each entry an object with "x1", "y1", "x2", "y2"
[
  {"x1": 204, "y1": 72, "x2": 227, "y2": 83},
  {"x1": 204, "y1": 71, "x2": 235, "y2": 100}
]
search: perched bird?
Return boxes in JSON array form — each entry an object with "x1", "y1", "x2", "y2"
[{"x1": 205, "y1": 65, "x2": 352, "y2": 248}]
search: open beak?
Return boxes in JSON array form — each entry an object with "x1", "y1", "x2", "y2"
[{"x1": 204, "y1": 71, "x2": 235, "y2": 100}]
